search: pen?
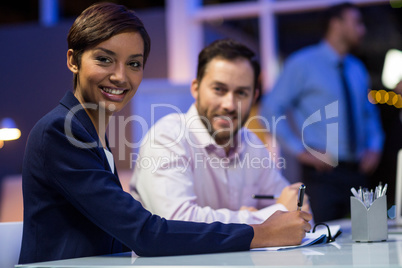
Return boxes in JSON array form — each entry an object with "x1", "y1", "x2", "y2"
[
  {"x1": 252, "y1": 195, "x2": 279, "y2": 199},
  {"x1": 297, "y1": 185, "x2": 306, "y2": 211},
  {"x1": 378, "y1": 182, "x2": 383, "y2": 198},
  {"x1": 350, "y1": 187, "x2": 359, "y2": 199},
  {"x1": 381, "y1": 183, "x2": 388, "y2": 196}
]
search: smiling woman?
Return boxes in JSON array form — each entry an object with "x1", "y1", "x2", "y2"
[
  {"x1": 19, "y1": 2, "x2": 311, "y2": 265},
  {"x1": 67, "y1": 31, "x2": 144, "y2": 147}
]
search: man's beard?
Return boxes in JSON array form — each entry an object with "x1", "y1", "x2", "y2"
[{"x1": 196, "y1": 99, "x2": 252, "y2": 147}]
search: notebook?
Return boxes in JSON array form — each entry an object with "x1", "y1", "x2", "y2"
[{"x1": 251, "y1": 224, "x2": 341, "y2": 251}]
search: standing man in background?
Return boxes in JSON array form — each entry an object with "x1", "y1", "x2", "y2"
[{"x1": 261, "y1": 3, "x2": 384, "y2": 222}]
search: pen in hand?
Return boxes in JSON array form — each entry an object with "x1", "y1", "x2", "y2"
[
  {"x1": 252, "y1": 195, "x2": 279, "y2": 199},
  {"x1": 297, "y1": 185, "x2": 306, "y2": 211}
]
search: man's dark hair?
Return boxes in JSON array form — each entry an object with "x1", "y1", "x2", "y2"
[
  {"x1": 322, "y1": 2, "x2": 360, "y2": 35},
  {"x1": 196, "y1": 39, "x2": 260, "y2": 92}
]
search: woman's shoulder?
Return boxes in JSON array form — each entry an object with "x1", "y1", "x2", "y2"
[
  {"x1": 31, "y1": 91, "x2": 90, "y2": 135},
  {"x1": 29, "y1": 102, "x2": 95, "y2": 150},
  {"x1": 30, "y1": 104, "x2": 74, "y2": 137}
]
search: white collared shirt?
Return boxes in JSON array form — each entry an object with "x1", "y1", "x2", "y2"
[
  {"x1": 104, "y1": 148, "x2": 114, "y2": 174},
  {"x1": 130, "y1": 104, "x2": 289, "y2": 224}
]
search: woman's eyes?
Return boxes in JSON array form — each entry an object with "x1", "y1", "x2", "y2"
[
  {"x1": 129, "y1": 61, "x2": 142, "y2": 68},
  {"x1": 95, "y1": 56, "x2": 142, "y2": 69},
  {"x1": 96, "y1": 56, "x2": 112, "y2": 63}
]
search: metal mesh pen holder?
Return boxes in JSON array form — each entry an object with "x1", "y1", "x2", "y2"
[{"x1": 350, "y1": 195, "x2": 388, "y2": 242}]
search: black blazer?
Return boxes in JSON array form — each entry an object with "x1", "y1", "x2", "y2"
[{"x1": 19, "y1": 92, "x2": 253, "y2": 264}]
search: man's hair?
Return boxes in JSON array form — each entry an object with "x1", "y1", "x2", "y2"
[
  {"x1": 196, "y1": 39, "x2": 260, "y2": 91},
  {"x1": 67, "y1": 2, "x2": 151, "y2": 89},
  {"x1": 322, "y1": 2, "x2": 360, "y2": 35}
]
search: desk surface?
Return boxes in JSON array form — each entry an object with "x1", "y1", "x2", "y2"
[{"x1": 16, "y1": 220, "x2": 402, "y2": 268}]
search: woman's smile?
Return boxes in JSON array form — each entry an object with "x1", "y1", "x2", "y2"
[{"x1": 100, "y1": 86, "x2": 129, "y2": 102}]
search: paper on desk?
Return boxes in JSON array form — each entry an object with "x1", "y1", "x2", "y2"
[{"x1": 251, "y1": 225, "x2": 341, "y2": 251}]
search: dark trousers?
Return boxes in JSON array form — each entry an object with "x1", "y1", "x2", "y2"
[{"x1": 302, "y1": 162, "x2": 367, "y2": 223}]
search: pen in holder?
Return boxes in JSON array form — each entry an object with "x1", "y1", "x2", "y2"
[{"x1": 350, "y1": 195, "x2": 388, "y2": 242}]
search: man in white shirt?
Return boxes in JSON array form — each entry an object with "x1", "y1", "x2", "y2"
[{"x1": 130, "y1": 39, "x2": 309, "y2": 224}]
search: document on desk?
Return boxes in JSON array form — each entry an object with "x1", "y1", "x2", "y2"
[{"x1": 251, "y1": 225, "x2": 341, "y2": 251}]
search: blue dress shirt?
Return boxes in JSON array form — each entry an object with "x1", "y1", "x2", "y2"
[
  {"x1": 19, "y1": 91, "x2": 253, "y2": 264},
  {"x1": 261, "y1": 41, "x2": 384, "y2": 162}
]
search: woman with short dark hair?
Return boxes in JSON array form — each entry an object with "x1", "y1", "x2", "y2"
[{"x1": 19, "y1": 2, "x2": 311, "y2": 264}]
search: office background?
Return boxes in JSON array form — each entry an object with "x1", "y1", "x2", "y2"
[{"x1": 0, "y1": 0, "x2": 401, "y2": 221}]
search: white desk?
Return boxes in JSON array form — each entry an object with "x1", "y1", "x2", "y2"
[{"x1": 16, "y1": 220, "x2": 402, "y2": 268}]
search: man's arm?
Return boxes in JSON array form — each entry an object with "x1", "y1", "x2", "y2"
[
  {"x1": 260, "y1": 56, "x2": 306, "y2": 157},
  {"x1": 360, "y1": 71, "x2": 384, "y2": 174}
]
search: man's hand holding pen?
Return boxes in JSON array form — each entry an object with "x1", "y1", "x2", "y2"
[
  {"x1": 297, "y1": 184, "x2": 306, "y2": 211},
  {"x1": 249, "y1": 183, "x2": 310, "y2": 213},
  {"x1": 276, "y1": 182, "x2": 310, "y2": 212}
]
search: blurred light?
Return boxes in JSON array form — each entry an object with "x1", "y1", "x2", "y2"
[
  {"x1": 368, "y1": 90, "x2": 402, "y2": 108},
  {"x1": 40, "y1": 0, "x2": 59, "y2": 27},
  {"x1": 382, "y1": 49, "x2": 402, "y2": 89},
  {"x1": 387, "y1": 91, "x2": 397, "y2": 106},
  {"x1": 368, "y1": 90, "x2": 376, "y2": 104},
  {"x1": 0, "y1": 140, "x2": 3, "y2": 149},
  {"x1": 376, "y1": 90, "x2": 387, "y2": 104},
  {"x1": 0, "y1": 118, "x2": 21, "y2": 141},
  {"x1": 396, "y1": 95, "x2": 402, "y2": 109}
]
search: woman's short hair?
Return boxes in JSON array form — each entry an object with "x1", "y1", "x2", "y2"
[{"x1": 67, "y1": 2, "x2": 151, "y2": 89}]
